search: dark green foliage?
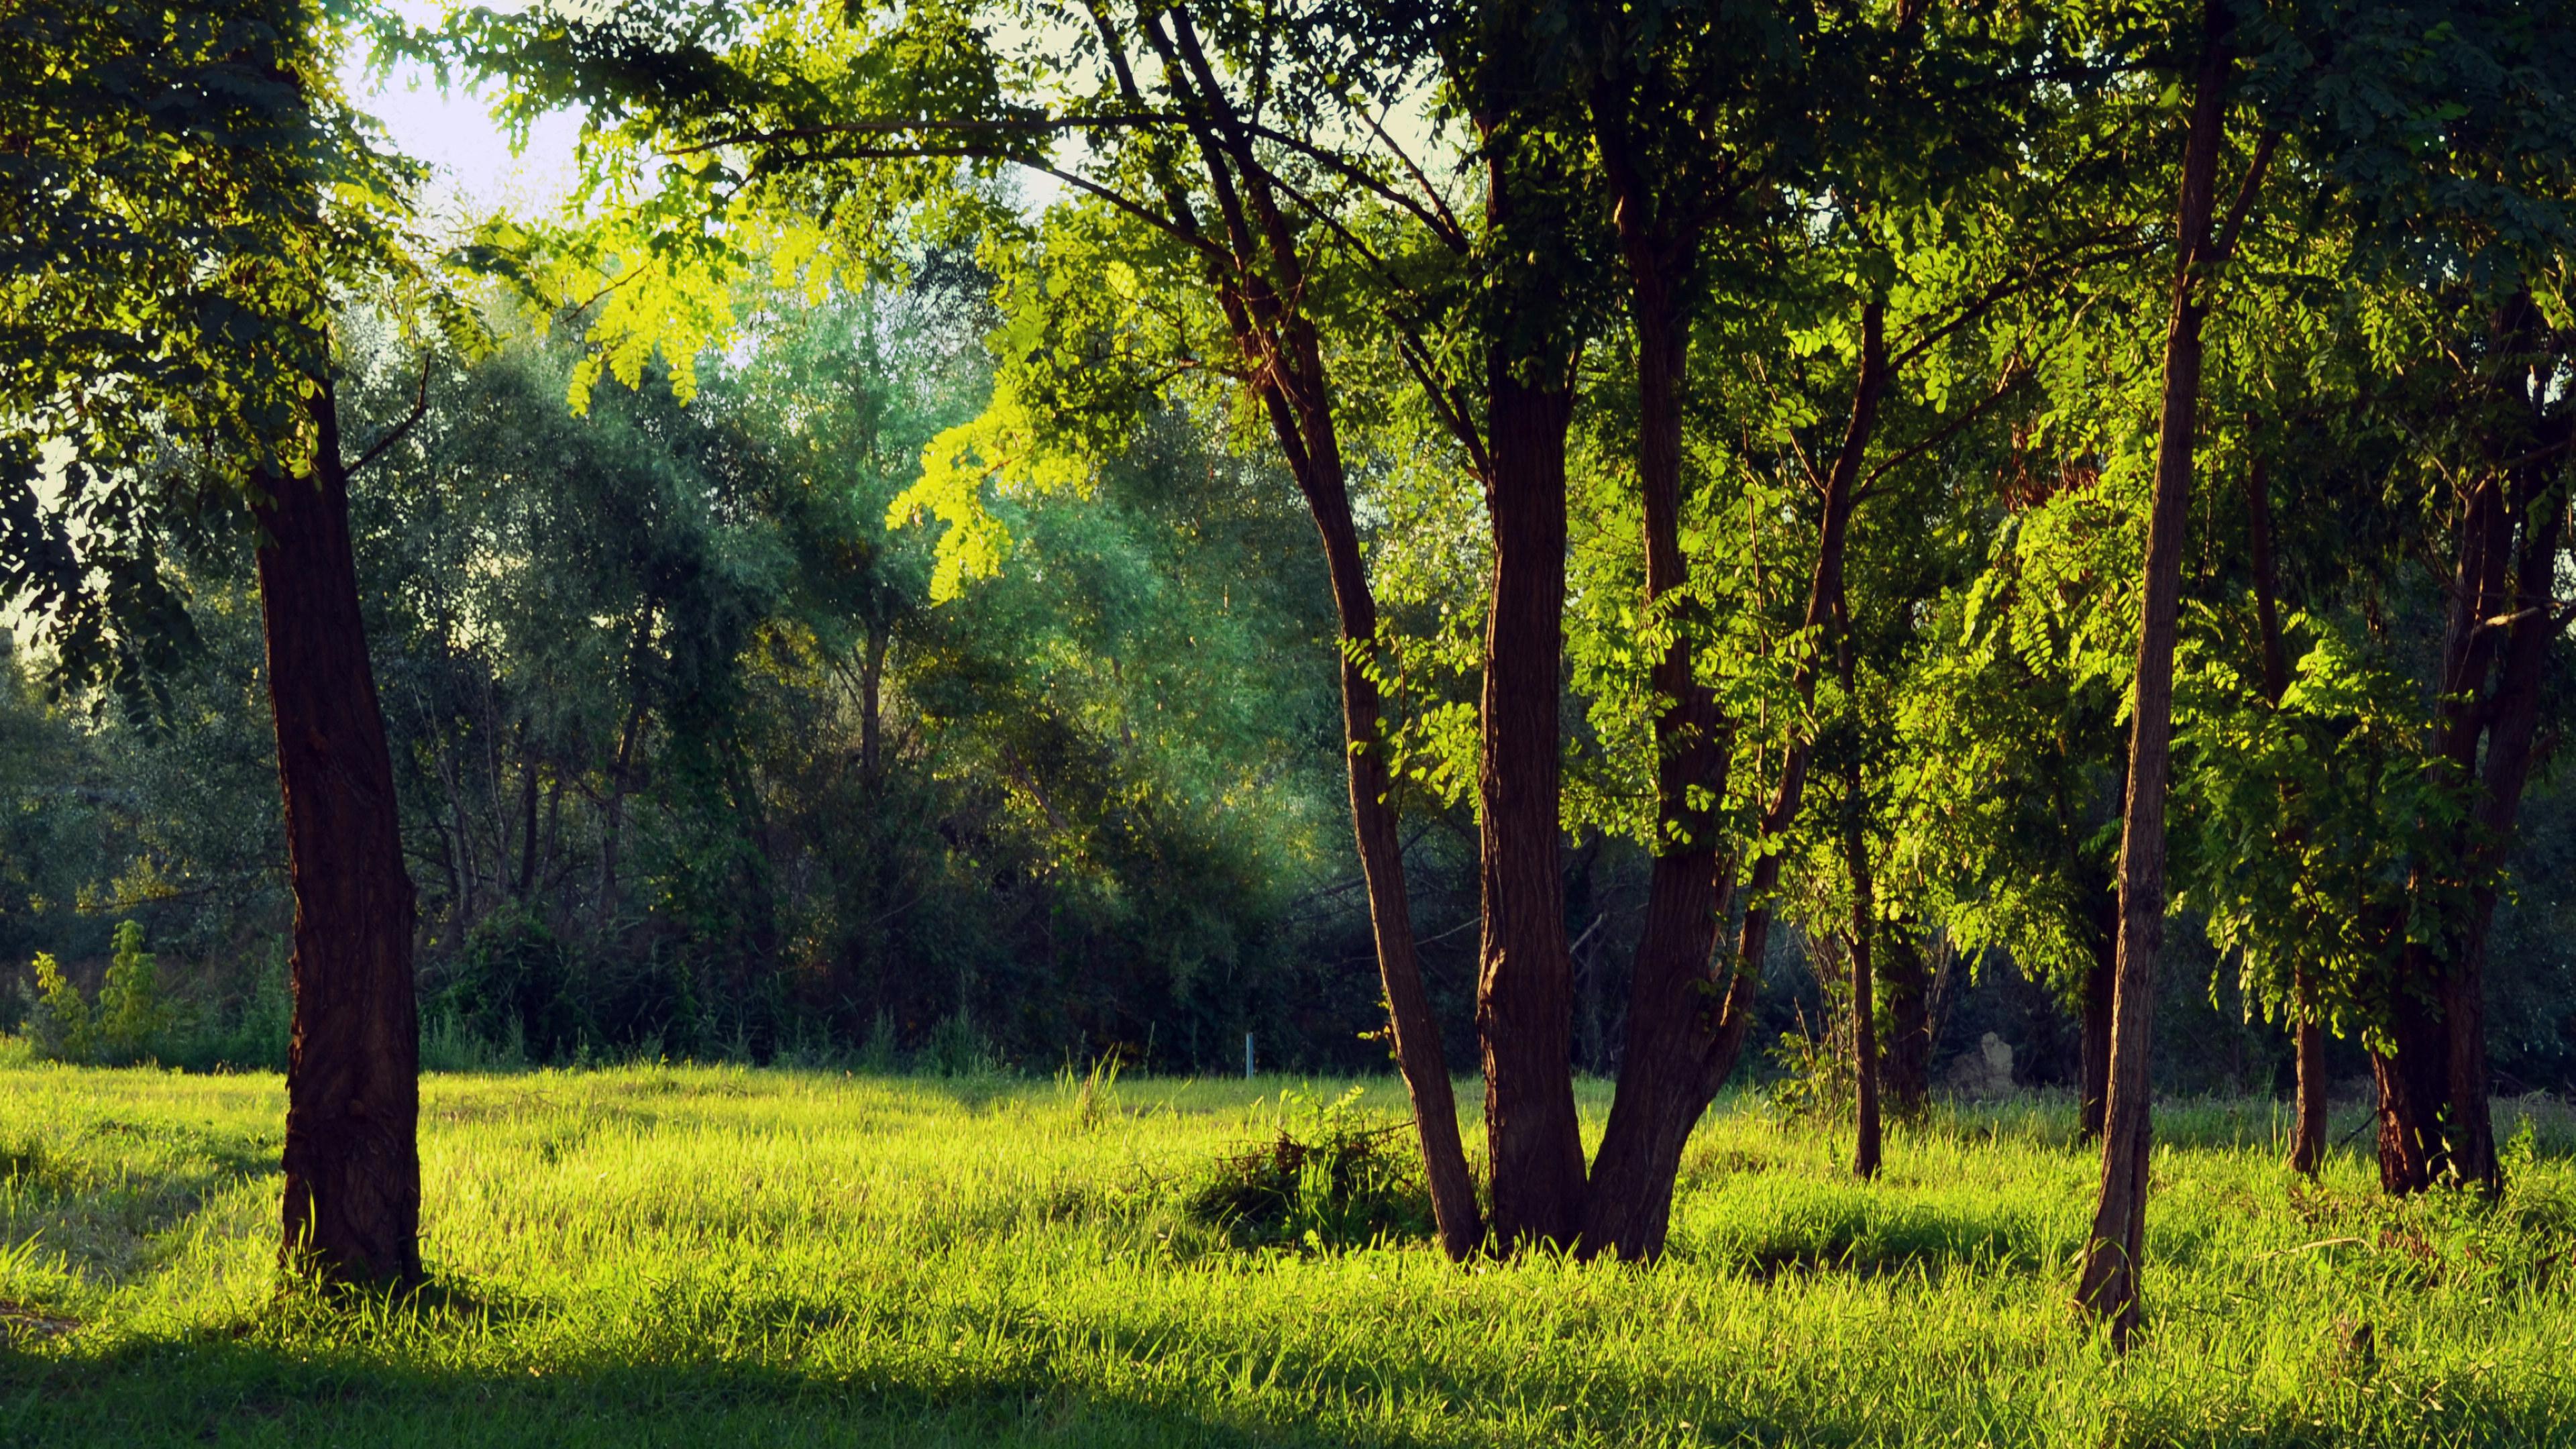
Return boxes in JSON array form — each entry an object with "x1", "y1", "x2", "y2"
[
  {"x1": 1184, "y1": 1089, "x2": 1434, "y2": 1251},
  {"x1": 441, "y1": 906, "x2": 578, "y2": 1063}
]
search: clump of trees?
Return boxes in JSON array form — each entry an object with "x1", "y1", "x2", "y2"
[{"x1": 5, "y1": 0, "x2": 2576, "y2": 1352}]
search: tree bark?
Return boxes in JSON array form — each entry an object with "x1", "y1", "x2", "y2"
[
  {"x1": 2078, "y1": 893, "x2": 2116, "y2": 1144},
  {"x1": 2375, "y1": 296, "x2": 2565, "y2": 1196},
  {"x1": 2433, "y1": 316, "x2": 2571, "y2": 1194},
  {"x1": 1477, "y1": 362, "x2": 1587, "y2": 1251},
  {"x1": 2076, "y1": 8, "x2": 2233, "y2": 1346},
  {"x1": 1841, "y1": 633, "x2": 1882, "y2": 1180},
  {"x1": 1130, "y1": 5, "x2": 1485, "y2": 1256},
  {"x1": 1578, "y1": 156, "x2": 1740, "y2": 1258},
  {"x1": 1879, "y1": 922, "x2": 1933, "y2": 1120},
  {"x1": 260, "y1": 383, "x2": 421, "y2": 1286}
]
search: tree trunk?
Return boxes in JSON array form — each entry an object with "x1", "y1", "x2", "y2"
[
  {"x1": 2438, "y1": 333, "x2": 2571, "y2": 1195},
  {"x1": 514, "y1": 733, "x2": 540, "y2": 900},
  {"x1": 1580, "y1": 201, "x2": 1740, "y2": 1259},
  {"x1": 1585, "y1": 298, "x2": 1887, "y2": 1256},
  {"x1": 2244, "y1": 457, "x2": 2328, "y2": 1175},
  {"x1": 1842, "y1": 671, "x2": 1882, "y2": 1180},
  {"x1": 1477, "y1": 362, "x2": 1587, "y2": 1251},
  {"x1": 1291, "y1": 416, "x2": 1485, "y2": 1259},
  {"x1": 2078, "y1": 895, "x2": 2116, "y2": 1144},
  {"x1": 260, "y1": 384, "x2": 421, "y2": 1286},
  {"x1": 1122, "y1": 6, "x2": 1487, "y2": 1256},
  {"x1": 2375, "y1": 294, "x2": 2566, "y2": 1195},
  {"x1": 859, "y1": 620, "x2": 888, "y2": 786},
  {"x1": 1879, "y1": 922, "x2": 1933, "y2": 1120},
  {"x1": 2076, "y1": 10, "x2": 2233, "y2": 1346}
]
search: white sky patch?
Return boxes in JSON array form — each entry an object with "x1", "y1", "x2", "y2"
[{"x1": 340, "y1": 16, "x2": 585, "y2": 229}]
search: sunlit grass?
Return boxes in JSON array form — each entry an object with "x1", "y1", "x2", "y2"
[{"x1": 2, "y1": 1062, "x2": 2572, "y2": 1446}]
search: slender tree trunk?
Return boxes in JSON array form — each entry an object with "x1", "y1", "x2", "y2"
[
  {"x1": 859, "y1": 621, "x2": 888, "y2": 786},
  {"x1": 1580, "y1": 210, "x2": 1741, "y2": 1259},
  {"x1": 1478, "y1": 361, "x2": 1587, "y2": 1250},
  {"x1": 1841, "y1": 636, "x2": 1882, "y2": 1179},
  {"x1": 2244, "y1": 458, "x2": 2328, "y2": 1175},
  {"x1": 260, "y1": 384, "x2": 421, "y2": 1286},
  {"x1": 1297, "y1": 435, "x2": 1487, "y2": 1260},
  {"x1": 1117, "y1": 5, "x2": 1485, "y2": 1255},
  {"x1": 2078, "y1": 894, "x2": 2116, "y2": 1143},
  {"x1": 514, "y1": 735, "x2": 540, "y2": 900},
  {"x1": 2076, "y1": 10, "x2": 2233, "y2": 1345}
]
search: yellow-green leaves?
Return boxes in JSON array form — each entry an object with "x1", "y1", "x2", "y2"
[{"x1": 890, "y1": 388, "x2": 1099, "y2": 602}]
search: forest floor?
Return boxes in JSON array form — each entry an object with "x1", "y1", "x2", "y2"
[{"x1": 1, "y1": 1063, "x2": 2573, "y2": 1447}]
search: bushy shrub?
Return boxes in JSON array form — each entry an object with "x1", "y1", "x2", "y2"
[
  {"x1": 443, "y1": 904, "x2": 580, "y2": 1063},
  {"x1": 25, "y1": 921, "x2": 174, "y2": 1065},
  {"x1": 1185, "y1": 1087, "x2": 1432, "y2": 1252}
]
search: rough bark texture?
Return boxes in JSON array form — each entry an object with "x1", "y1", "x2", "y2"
[
  {"x1": 2076, "y1": 14, "x2": 2232, "y2": 1346},
  {"x1": 261, "y1": 386, "x2": 423, "y2": 1286},
  {"x1": 1478, "y1": 362, "x2": 1587, "y2": 1251},
  {"x1": 2078, "y1": 898, "x2": 2116, "y2": 1144}
]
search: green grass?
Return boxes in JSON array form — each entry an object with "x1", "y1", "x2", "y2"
[{"x1": 2, "y1": 1062, "x2": 2573, "y2": 1446}]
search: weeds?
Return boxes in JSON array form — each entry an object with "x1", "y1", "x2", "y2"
[{"x1": 1185, "y1": 1085, "x2": 1432, "y2": 1250}]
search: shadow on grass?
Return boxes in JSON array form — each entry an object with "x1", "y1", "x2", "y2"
[
  {"x1": 9, "y1": 1302, "x2": 2576, "y2": 1449},
  {"x1": 0, "y1": 1330, "x2": 1484, "y2": 1449}
]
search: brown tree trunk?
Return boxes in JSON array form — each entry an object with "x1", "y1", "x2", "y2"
[
  {"x1": 1477, "y1": 362, "x2": 1587, "y2": 1250},
  {"x1": 1879, "y1": 922, "x2": 1933, "y2": 1120},
  {"x1": 2437, "y1": 336, "x2": 2571, "y2": 1195},
  {"x1": 260, "y1": 384, "x2": 421, "y2": 1286},
  {"x1": 2375, "y1": 297, "x2": 2559, "y2": 1194},
  {"x1": 1124, "y1": 6, "x2": 1483, "y2": 1254},
  {"x1": 1287, "y1": 409, "x2": 1484, "y2": 1258},
  {"x1": 2078, "y1": 894, "x2": 2116, "y2": 1143},
  {"x1": 1842, "y1": 647, "x2": 1882, "y2": 1180},
  {"x1": 2244, "y1": 457, "x2": 2328, "y2": 1175},
  {"x1": 1579, "y1": 189, "x2": 1740, "y2": 1259},
  {"x1": 2076, "y1": 9, "x2": 2235, "y2": 1346}
]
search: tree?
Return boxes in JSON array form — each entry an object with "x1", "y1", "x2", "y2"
[{"x1": 0, "y1": 0, "x2": 451, "y2": 1284}]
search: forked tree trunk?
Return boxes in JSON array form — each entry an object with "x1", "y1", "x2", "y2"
[
  {"x1": 1584, "y1": 297, "x2": 1886, "y2": 1256},
  {"x1": 260, "y1": 384, "x2": 422, "y2": 1286},
  {"x1": 1579, "y1": 182, "x2": 1741, "y2": 1259},
  {"x1": 2406, "y1": 317, "x2": 2572, "y2": 1195},
  {"x1": 2077, "y1": 8, "x2": 2235, "y2": 1346},
  {"x1": 1478, "y1": 361, "x2": 1589, "y2": 1250},
  {"x1": 2375, "y1": 296, "x2": 2562, "y2": 1195},
  {"x1": 2243, "y1": 456, "x2": 2327, "y2": 1175}
]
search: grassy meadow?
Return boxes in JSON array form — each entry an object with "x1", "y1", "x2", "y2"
[{"x1": 1, "y1": 1061, "x2": 2573, "y2": 1446}]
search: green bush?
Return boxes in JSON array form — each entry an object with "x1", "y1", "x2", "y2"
[
  {"x1": 25, "y1": 920, "x2": 174, "y2": 1066},
  {"x1": 1185, "y1": 1086, "x2": 1432, "y2": 1252}
]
